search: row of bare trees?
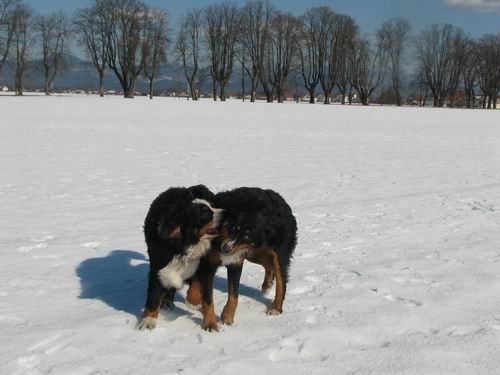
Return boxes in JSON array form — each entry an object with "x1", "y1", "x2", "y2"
[
  {"x1": 74, "y1": 0, "x2": 169, "y2": 99},
  {"x1": 0, "y1": 0, "x2": 71, "y2": 95},
  {"x1": 0, "y1": 0, "x2": 169, "y2": 98},
  {"x1": 176, "y1": 1, "x2": 500, "y2": 108},
  {"x1": 414, "y1": 24, "x2": 500, "y2": 109},
  {"x1": 176, "y1": 2, "x2": 404, "y2": 105},
  {"x1": 1, "y1": 0, "x2": 500, "y2": 107}
]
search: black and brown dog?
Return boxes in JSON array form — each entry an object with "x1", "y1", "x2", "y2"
[
  {"x1": 187, "y1": 187, "x2": 297, "y2": 331},
  {"x1": 137, "y1": 185, "x2": 222, "y2": 330}
]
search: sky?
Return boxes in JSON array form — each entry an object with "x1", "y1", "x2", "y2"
[{"x1": 24, "y1": 0, "x2": 500, "y2": 38}]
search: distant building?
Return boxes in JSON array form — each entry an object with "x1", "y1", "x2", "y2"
[{"x1": 2, "y1": 86, "x2": 8, "y2": 92}]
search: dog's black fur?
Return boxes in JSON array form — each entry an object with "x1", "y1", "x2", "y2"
[
  {"x1": 137, "y1": 184, "x2": 218, "y2": 330},
  {"x1": 190, "y1": 187, "x2": 297, "y2": 331}
]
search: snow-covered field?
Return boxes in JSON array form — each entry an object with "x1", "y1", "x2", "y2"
[{"x1": 1, "y1": 95, "x2": 500, "y2": 375}]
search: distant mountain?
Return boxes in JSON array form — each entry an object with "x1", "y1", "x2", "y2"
[{"x1": 0, "y1": 54, "x2": 242, "y2": 95}]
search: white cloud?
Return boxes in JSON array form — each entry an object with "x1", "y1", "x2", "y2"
[{"x1": 443, "y1": 0, "x2": 500, "y2": 12}]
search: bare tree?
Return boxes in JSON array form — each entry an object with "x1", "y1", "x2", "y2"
[
  {"x1": 177, "y1": 9, "x2": 202, "y2": 100},
  {"x1": 333, "y1": 18, "x2": 357, "y2": 105},
  {"x1": 36, "y1": 11, "x2": 71, "y2": 95},
  {"x1": 11, "y1": 3, "x2": 33, "y2": 96},
  {"x1": 241, "y1": 0, "x2": 272, "y2": 102},
  {"x1": 204, "y1": 3, "x2": 241, "y2": 101},
  {"x1": 316, "y1": 8, "x2": 337, "y2": 104},
  {"x1": 477, "y1": 34, "x2": 500, "y2": 109},
  {"x1": 409, "y1": 65, "x2": 430, "y2": 107},
  {"x1": 317, "y1": 12, "x2": 356, "y2": 104},
  {"x1": 461, "y1": 38, "x2": 479, "y2": 108},
  {"x1": 74, "y1": 3, "x2": 107, "y2": 97},
  {"x1": 143, "y1": 8, "x2": 169, "y2": 99},
  {"x1": 416, "y1": 24, "x2": 466, "y2": 107},
  {"x1": 376, "y1": 18, "x2": 410, "y2": 106},
  {"x1": 0, "y1": 0, "x2": 18, "y2": 71},
  {"x1": 101, "y1": 0, "x2": 148, "y2": 98},
  {"x1": 263, "y1": 11, "x2": 299, "y2": 103},
  {"x1": 349, "y1": 37, "x2": 386, "y2": 105},
  {"x1": 297, "y1": 7, "x2": 323, "y2": 104},
  {"x1": 335, "y1": 15, "x2": 357, "y2": 105}
]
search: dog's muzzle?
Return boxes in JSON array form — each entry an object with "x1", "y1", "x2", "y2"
[{"x1": 222, "y1": 242, "x2": 233, "y2": 254}]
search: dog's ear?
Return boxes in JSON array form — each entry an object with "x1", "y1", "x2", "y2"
[
  {"x1": 189, "y1": 185, "x2": 214, "y2": 201},
  {"x1": 160, "y1": 226, "x2": 182, "y2": 239}
]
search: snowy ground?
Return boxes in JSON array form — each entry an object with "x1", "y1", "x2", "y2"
[{"x1": 1, "y1": 95, "x2": 500, "y2": 375}]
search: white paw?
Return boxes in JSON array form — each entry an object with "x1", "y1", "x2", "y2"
[
  {"x1": 137, "y1": 317, "x2": 157, "y2": 330},
  {"x1": 266, "y1": 308, "x2": 282, "y2": 316}
]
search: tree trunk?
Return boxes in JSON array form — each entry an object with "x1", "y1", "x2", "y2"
[
  {"x1": 277, "y1": 89, "x2": 283, "y2": 103},
  {"x1": 250, "y1": 79, "x2": 257, "y2": 102},
  {"x1": 15, "y1": 71, "x2": 23, "y2": 96},
  {"x1": 190, "y1": 84, "x2": 198, "y2": 101},
  {"x1": 44, "y1": 79, "x2": 50, "y2": 96},
  {"x1": 323, "y1": 92, "x2": 330, "y2": 105},
  {"x1": 149, "y1": 79, "x2": 154, "y2": 100},
  {"x1": 241, "y1": 63, "x2": 245, "y2": 102},
  {"x1": 340, "y1": 87, "x2": 346, "y2": 105},
  {"x1": 220, "y1": 83, "x2": 226, "y2": 102},
  {"x1": 308, "y1": 88, "x2": 315, "y2": 104},
  {"x1": 212, "y1": 79, "x2": 217, "y2": 101},
  {"x1": 99, "y1": 73, "x2": 104, "y2": 97},
  {"x1": 124, "y1": 86, "x2": 134, "y2": 99}
]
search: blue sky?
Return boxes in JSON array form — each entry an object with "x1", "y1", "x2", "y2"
[{"x1": 25, "y1": 0, "x2": 500, "y2": 37}]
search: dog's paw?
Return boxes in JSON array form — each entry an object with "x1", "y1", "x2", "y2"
[
  {"x1": 221, "y1": 314, "x2": 234, "y2": 326},
  {"x1": 221, "y1": 306, "x2": 235, "y2": 325},
  {"x1": 202, "y1": 319, "x2": 220, "y2": 332},
  {"x1": 266, "y1": 307, "x2": 283, "y2": 316},
  {"x1": 137, "y1": 317, "x2": 157, "y2": 330}
]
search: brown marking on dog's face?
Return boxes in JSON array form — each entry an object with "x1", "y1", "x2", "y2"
[
  {"x1": 161, "y1": 226, "x2": 182, "y2": 239},
  {"x1": 196, "y1": 220, "x2": 217, "y2": 239}
]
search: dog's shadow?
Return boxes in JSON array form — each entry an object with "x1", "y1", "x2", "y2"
[{"x1": 76, "y1": 250, "x2": 269, "y2": 320}]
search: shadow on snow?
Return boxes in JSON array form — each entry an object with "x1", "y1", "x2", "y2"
[{"x1": 75, "y1": 249, "x2": 269, "y2": 321}]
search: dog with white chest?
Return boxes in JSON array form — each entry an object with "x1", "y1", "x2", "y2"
[{"x1": 137, "y1": 185, "x2": 222, "y2": 330}]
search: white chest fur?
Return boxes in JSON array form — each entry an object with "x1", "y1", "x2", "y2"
[
  {"x1": 220, "y1": 249, "x2": 248, "y2": 266},
  {"x1": 157, "y1": 238, "x2": 211, "y2": 289}
]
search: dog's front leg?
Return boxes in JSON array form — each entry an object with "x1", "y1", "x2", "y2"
[
  {"x1": 221, "y1": 265, "x2": 243, "y2": 325},
  {"x1": 137, "y1": 272, "x2": 166, "y2": 330},
  {"x1": 199, "y1": 259, "x2": 219, "y2": 332}
]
